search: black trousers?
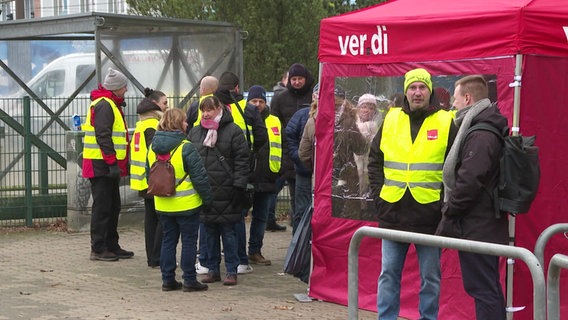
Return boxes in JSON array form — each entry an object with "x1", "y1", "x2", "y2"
[
  {"x1": 89, "y1": 176, "x2": 121, "y2": 253},
  {"x1": 459, "y1": 251, "x2": 507, "y2": 320},
  {"x1": 144, "y1": 197, "x2": 162, "y2": 266}
]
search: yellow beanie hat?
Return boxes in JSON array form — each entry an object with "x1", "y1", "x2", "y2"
[{"x1": 404, "y1": 68, "x2": 432, "y2": 93}]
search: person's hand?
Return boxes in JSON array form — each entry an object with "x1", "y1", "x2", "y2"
[
  {"x1": 231, "y1": 187, "x2": 246, "y2": 210},
  {"x1": 107, "y1": 163, "x2": 121, "y2": 179}
]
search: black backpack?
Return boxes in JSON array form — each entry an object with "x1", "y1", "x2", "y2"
[{"x1": 461, "y1": 123, "x2": 540, "y2": 217}]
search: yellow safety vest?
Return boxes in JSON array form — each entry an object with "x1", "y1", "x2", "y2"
[
  {"x1": 82, "y1": 97, "x2": 128, "y2": 160},
  {"x1": 265, "y1": 114, "x2": 282, "y2": 173},
  {"x1": 129, "y1": 118, "x2": 159, "y2": 191},
  {"x1": 147, "y1": 141, "x2": 203, "y2": 213},
  {"x1": 379, "y1": 108, "x2": 452, "y2": 204},
  {"x1": 192, "y1": 94, "x2": 214, "y2": 127}
]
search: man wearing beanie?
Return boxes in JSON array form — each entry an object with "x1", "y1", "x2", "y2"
[
  {"x1": 244, "y1": 85, "x2": 282, "y2": 266},
  {"x1": 368, "y1": 68, "x2": 457, "y2": 320},
  {"x1": 82, "y1": 67, "x2": 133, "y2": 261},
  {"x1": 269, "y1": 63, "x2": 315, "y2": 230}
]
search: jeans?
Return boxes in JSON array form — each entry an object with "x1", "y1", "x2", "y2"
[
  {"x1": 248, "y1": 192, "x2": 272, "y2": 254},
  {"x1": 267, "y1": 177, "x2": 286, "y2": 222},
  {"x1": 205, "y1": 222, "x2": 239, "y2": 275},
  {"x1": 293, "y1": 174, "x2": 312, "y2": 235},
  {"x1": 377, "y1": 239, "x2": 441, "y2": 320},
  {"x1": 159, "y1": 213, "x2": 200, "y2": 285},
  {"x1": 89, "y1": 176, "x2": 121, "y2": 252},
  {"x1": 144, "y1": 197, "x2": 162, "y2": 266},
  {"x1": 234, "y1": 209, "x2": 249, "y2": 265},
  {"x1": 459, "y1": 251, "x2": 506, "y2": 320},
  {"x1": 198, "y1": 223, "x2": 207, "y2": 265}
]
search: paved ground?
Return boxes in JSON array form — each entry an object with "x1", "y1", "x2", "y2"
[{"x1": 0, "y1": 220, "x2": 379, "y2": 320}]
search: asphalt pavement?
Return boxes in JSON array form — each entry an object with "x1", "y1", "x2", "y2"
[{"x1": 0, "y1": 219, "x2": 379, "y2": 320}]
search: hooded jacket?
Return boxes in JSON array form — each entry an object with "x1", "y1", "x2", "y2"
[
  {"x1": 81, "y1": 86, "x2": 129, "y2": 178},
  {"x1": 436, "y1": 104, "x2": 509, "y2": 244},
  {"x1": 148, "y1": 130, "x2": 212, "y2": 216},
  {"x1": 270, "y1": 65, "x2": 315, "y2": 179},
  {"x1": 368, "y1": 100, "x2": 458, "y2": 233},
  {"x1": 188, "y1": 109, "x2": 250, "y2": 225}
]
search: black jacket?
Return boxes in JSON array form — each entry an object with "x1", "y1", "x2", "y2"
[
  {"x1": 368, "y1": 104, "x2": 458, "y2": 234},
  {"x1": 188, "y1": 110, "x2": 250, "y2": 225},
  {"x1": 270, "y1": 77, "x2": 314, "y2": 179},
  {"x1": 437, "y1": 104, "x2": 509, "y2": 244}
]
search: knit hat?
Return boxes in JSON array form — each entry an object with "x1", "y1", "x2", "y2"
[
  {"x1": 219, "y1": 71, "x2": 239, "y2": 90},
  {"x1": 288, "y1": 63, "x2": 308, "y2": 79},
  {"x1": 247, "y1": 85, "x2": 267, "y2": 102},
  {"x1": 357, "y1": 93, "x2": 377, "y2": 107},
  {"x1": 404, "y1": 68, "x2": 432, "y2": 93},
  {"x1": 103, "y1": 68, "x2": 127, "y2": 91}
]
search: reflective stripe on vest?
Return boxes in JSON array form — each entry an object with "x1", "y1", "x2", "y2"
[
  {"x1": 147, "y1": 141, "x2": 203, "y2": 212},
  {"x1": 379, "y1": 107, "x2": 452, "y2": 204},
  {"x1": 129, "y1": 118, "x2": 159, "y2": 191},
  {"x1": 82, "y1": 97, "x2": 128, "y2": 160},
  {"x1": 192, "y1": 94, "x2": 214, "y2": 127},
  {"x1": 265, "y1": 115, "x2": 282, "y2": 173}
]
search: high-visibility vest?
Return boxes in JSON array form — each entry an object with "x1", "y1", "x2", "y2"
[
  {"x1": 147, "y1": 141, "x2": 203, "y2": 212},
  {"x1": 192, "y1": 94, "x2": 214, "y2": 127},
  {"x1": 265, "y1": 114, "x2": 282, "y2": 173},
  {"x1": 379, "y1": 107, "x2": 452, "y2": 204},
  {"x1": 129, "y1": 118, "x2": 159, "y2": 190},
  {"x1": 82, "y1": 97, "x2": 128, "y2": 160}
]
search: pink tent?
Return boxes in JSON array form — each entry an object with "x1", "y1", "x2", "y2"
[{"x1": 311, "y1": 0, "x2": 568, "y2": 319}]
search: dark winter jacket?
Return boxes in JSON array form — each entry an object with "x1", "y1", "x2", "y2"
[
  {"x1": 285, "y1": 107, "x2": 312, "y2": 177},
  {"x1": 270, "y1": 68, "x2": 315, "y2": 180},
  {"x1": 249, "y1": 108, "x2": 280, "y2": 193},
  {"x1": 81, "y1": 86, "x2": 129, "y2": 178},
  {"x1": 436, "y1": 104, "x2": 509, "y2": 244},
  {"x1": 148, "y1": 130, "x2": 213, "y2": 215},
  {"x1": 188, "y1": 110, "x2": 250, "y2": 225},
  {"x1": 368, "y1": 103, "x2": 458, "y2": 234}
]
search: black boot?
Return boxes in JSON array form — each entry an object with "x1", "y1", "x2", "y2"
[{"x1": 266, "y1": 219, "x2": 287, "y2": 232}]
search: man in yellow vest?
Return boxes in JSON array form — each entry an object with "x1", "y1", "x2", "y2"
[
  {"x1": 368, "y1": 68, "x2": 458, "y2": 320},
  {"x1": 82, "y1": 68, "x2": 132, "y2": 262},
  {"x1": 245, "y1": 85, "x2": 282, "y2": 266},
  {"x1": 185, "y1": 75, "x2": 219, "y2": 133}
]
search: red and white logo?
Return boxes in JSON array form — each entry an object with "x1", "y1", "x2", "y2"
[
  {"x1": 271, "y1": 127, "x2": 280, "y2": 136},
  {"x1": 427, "y1": 129, "x2": 438, "y2": 140}
]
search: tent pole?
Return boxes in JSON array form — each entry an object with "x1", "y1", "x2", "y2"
[{"x1": 506, "y1": 53, "x2": 523, "y2": 320}]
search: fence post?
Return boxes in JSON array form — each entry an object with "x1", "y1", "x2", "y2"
[{"x1": 23, "y1": 96, "x2": 33, "y2": 227}]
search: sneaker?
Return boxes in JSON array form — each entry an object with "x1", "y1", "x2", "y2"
[
  {"x1": 201, "y1": 272, "x2": 221, "y2": 283},
  {"x1": 223, "y1": 273, "x2": 237, "y2": 286},
  {"x1": 248, "y1": 253, "x2": 272, "y2": 266},
  {"x1": 266, "y1": 219, "x2": 287, "y2": 232},
  {"x1": 183, "y1": 281, "x2": 208, "y2": 292},
  {"x1": 237, "y1": 264, "x2": 254, "y2": 274},
  {"x1": 195, "y1": 261, "x2": 209, "y2": 275},
  {"x1": 162, "y1": 281, "x2": 182, "y2": 292},
  {"x1": 90, "y1": 250, "x2": 118, "y2": 261},
  {"x1": 112, "y1": 248, "x2": 134, "y2": 259}
]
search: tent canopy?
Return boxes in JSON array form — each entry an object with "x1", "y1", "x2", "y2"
[
  {"x1": 319, "y1": 0, "x2": 568, "y2": 64},
  {"x1": 311, "y1": 1, "x2": 568, "y2": 319}
]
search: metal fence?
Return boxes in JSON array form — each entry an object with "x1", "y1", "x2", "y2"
[{"x1": 0, "y1": 96, "x2": 291, "y2": 227}]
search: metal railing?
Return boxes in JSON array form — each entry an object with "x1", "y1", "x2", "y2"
[
  {"x1": 534, "y1": 223, "x2": 568, "y2": 267},
  {"x1": 547, "y1": 253, "x2": 568, "y2": 320},
  {"x1": 347, "y1": 226, "x2": 546, "y2": 320}
]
